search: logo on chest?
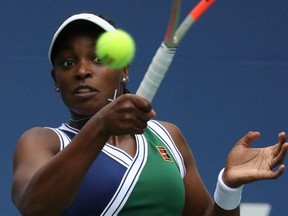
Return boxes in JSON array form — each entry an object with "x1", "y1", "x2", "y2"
[{"x1": 156, "y1": 146, "x2": 173, "y2": 162}]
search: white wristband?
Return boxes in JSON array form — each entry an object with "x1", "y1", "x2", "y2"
[{"x1": 213, "y1": 168, "x2": 244, "y2": 210}]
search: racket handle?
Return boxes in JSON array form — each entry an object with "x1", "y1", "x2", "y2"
[{"x1": 136, "y1": 42, "x2": 176, "y2": 102}]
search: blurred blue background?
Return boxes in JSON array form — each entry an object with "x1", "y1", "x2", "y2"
[{"x1": 1, "y1": 0, "x2": 287, "y2": 215}]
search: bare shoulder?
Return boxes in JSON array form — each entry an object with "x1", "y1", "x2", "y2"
[
  {"x1": 15, "y1": 127, "x2": 60, "y2": 157},
  {"x1": 153, "y1": 120, "x2": 192, "y2": 158},
  {"x1": 12, "y1": 127, "x2": 62, "y2": 205},
  {"x1": 155, "y1": 120, "x2": 187, "y2": 144},
  {"x1": 156, "y1": 120, "x2": 179, "y2": 130}
]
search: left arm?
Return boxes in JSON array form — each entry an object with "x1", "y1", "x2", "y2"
[
  {"x1": 159, "y1": 121, "x2": 288, "y2": 216},
  {"x1": 159, "y1": 121, "x2": 239, "y2": 216}
]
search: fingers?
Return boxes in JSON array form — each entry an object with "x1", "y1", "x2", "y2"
[
  {"x1": 275, "y1": 164, "x2": 285, "y2": 178},
  {"x1": 125, "y1": 94, "x2": 156, "y2": 120},
  {"x1": 267, "y1": 164, "x2": 286, "y2": 180},
  {"x1": 107, "y1": 94, "x2": 155, "y2": 135},
  {"x1": 132, "y1": 96, "x2": 156, "y2": 133},
  {"x1": 272, "y1": 132, "x2": 287, "y2": 161},
  {"x1": 238, "y1": 131, "x2": 261, "y2": 147},
  {"x1": 271, "y1": 137, "x2": 288, "y2": 168},
  {"x1": 132, "y1": 94, "x2": 156, "y2": 117},
  {"x1": 278, "y1": 131, "x2": 286, "y2": 145},
  {"x1": 267, "y1": 132, "x2": 288, "y2": 179}
]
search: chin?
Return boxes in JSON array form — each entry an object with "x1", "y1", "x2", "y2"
[
  {"x1": 69, "y1": 107, "x2": 99, "y2": 117},
  {"x1": 68, "y1": 99, "x2": 107, "y2": 116}
]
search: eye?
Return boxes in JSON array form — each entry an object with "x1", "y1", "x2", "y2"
[
  {"x1": 63, "y1": 59, "x2": 76, "y2": 68},
  {"x1": 92, "y1": 56, "x2": 103, "y2": 65},
  {"x1": 54, "y1": 59, "x2": 76, "y2": 69}
]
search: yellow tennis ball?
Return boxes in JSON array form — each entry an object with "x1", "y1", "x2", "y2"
[{"x1": 96, "y1": 29, "x2": 136, "y2": 69}]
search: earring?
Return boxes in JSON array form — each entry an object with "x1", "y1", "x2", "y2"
[
  {"x1": 121, "y1": 76, "x2": 129, "y2": 84},
  {"x1": 55, "y1": 87, "x2": 60, "y2": 92}
]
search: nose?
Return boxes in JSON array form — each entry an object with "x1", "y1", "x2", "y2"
[{"x1": 75, "y1": 61, "x2": 93, "y2": 80}]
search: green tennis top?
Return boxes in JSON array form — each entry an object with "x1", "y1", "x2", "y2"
[{"x1": 118, "y1": 121, "x2": 186, "y2": 215}]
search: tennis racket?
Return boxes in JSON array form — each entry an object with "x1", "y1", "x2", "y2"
[{"x1": 136, "y1": 0, "x2": 216, "y2": 102}]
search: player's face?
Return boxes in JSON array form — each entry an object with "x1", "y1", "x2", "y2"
[{"x1": 51, "y1": 33, "x2": 128, "y2": 116}]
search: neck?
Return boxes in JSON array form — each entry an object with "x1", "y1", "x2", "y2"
[{"x1": 69, "y1": 115, "x2": 93, "y2": 129}]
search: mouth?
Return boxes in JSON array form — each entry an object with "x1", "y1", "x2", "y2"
[{"x1": 73, "y1": 85, "x2": 98, "y2": 96}]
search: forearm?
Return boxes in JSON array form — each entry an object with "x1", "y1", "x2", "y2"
[
  {"x1": 207, "y1": 204, "x2": 240, "y2": 216},
  {"x1": 206, "y1": 169, "x2": 242, "y2": 216},
  {"x1": 16, "y1": 155, "x2": 86, "y2": 215}
]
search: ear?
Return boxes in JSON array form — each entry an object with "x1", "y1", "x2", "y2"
[
  {"x1": 51, "y1": 69, "x2": 58, "y2": 88},
  {"x1": 120, "y1": 66, "x2": 129, "y2": 80}
]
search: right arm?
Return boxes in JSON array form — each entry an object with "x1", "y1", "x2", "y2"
[{"x1": 11, "y1": 94, "x2": 155, "y2": 216}]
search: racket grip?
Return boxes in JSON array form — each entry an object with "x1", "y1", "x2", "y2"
[{"x1": 136, "y1": 42, "x2": 176, "y2": 102}]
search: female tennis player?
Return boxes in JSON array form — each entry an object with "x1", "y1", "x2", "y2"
[{"x1": 11, "y1": 13, "x2": 288, "y2": 216}]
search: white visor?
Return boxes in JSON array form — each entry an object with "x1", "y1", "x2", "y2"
[{"x1": 48, "y1": 13, "x2": 116, "y2": 64}]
